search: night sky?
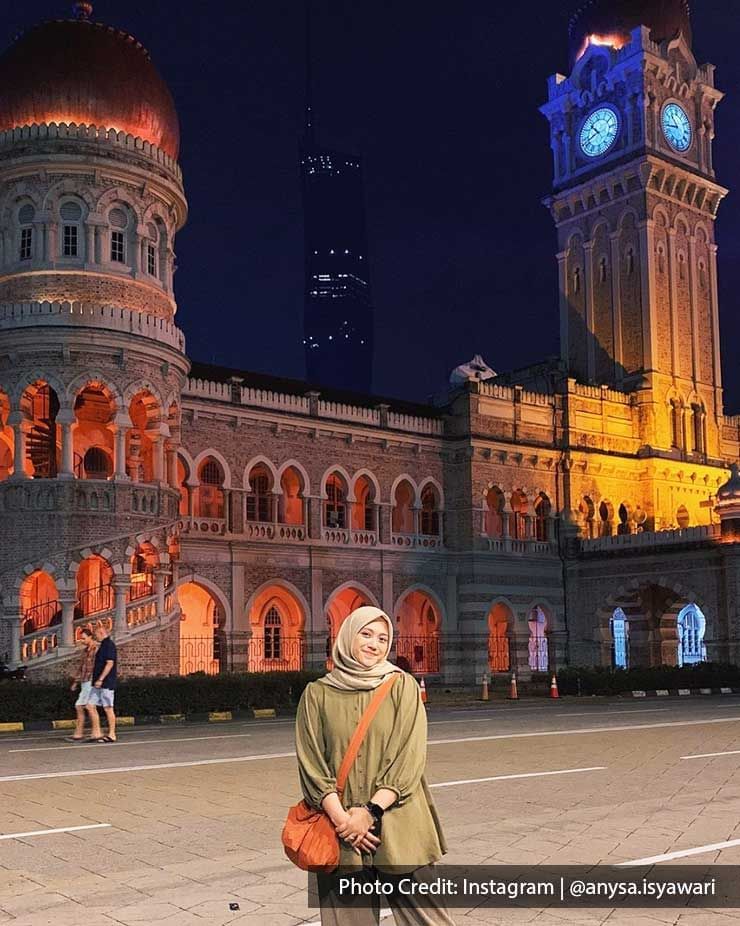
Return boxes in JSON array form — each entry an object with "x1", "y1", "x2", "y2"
[{"x1": 5, "y1": 2, "x2": 740, "y2": 408}]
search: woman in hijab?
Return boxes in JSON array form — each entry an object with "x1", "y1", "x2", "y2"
[{"x1": 295, "y1": 605, "x2": 456, "y2": 925}]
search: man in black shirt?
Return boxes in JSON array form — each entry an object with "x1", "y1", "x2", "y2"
[{"x1": 86, "y1": 624, "x2": 118, "y2": 742}]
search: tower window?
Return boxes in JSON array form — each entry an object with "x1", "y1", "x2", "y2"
[
  {"x1": 111, "y1": 231, "x2": 125, "y2": 263},
  {"x1": 691, "y1": 404, "x2": 704, "y2": 454},
  {"x1": 599, "y1": 257, "x2": 607, "y2": 283},
  {"x1": 19, "y1": 227, "x2": 33, "y2": 261},
  {"x1": 670, "y1": 399, "x2": 682, "y2": 450},
  {"x1": 63, "y1": 225, "x2": 79, "y2": 257},
  {"x1": 573, "y1": 266, "x2": 581, "y2": 294},
  {"x1": 147, "y1": 244, "x2": 156, "y2": 276},
  {"x1": 626, "y1": 248, "x2": 634, "y2": 274}
]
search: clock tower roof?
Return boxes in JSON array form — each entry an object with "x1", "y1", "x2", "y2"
[{"x1": 569, "y1": 0, "x2": 692, "y2": 67}]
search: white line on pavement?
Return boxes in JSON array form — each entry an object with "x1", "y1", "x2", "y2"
[
  {"x1": 9, "y1": 732, "x2": 253, "y2": 753},
  {"x1": 619, "y1": 838, "x2": 740, "y2": 866},
  {"x1": 430, "y1": 767, "x2": 606, "y2": 788},
  {"x1": 5, "y1": 715, "x2": 740, "y2": 782},
  {"x1": 681, "y1": 749, "x2": 740, "y2": 760},
  {"x1": 0, "y1": 823, "x2": 111, "y2": 841},
  {"x1": 304, "y1": 909, "x2": 393, "y2": 926},
  {"x1": 428, "y1": 715, "x2": 740, "y2": 747},
  {"x1": 555, "y1": 707, "x2": 668, "y2": 717}
]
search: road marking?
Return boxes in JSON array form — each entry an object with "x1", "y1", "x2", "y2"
[
  {"x1": 555, "y1": 707, "x2": 668, "y2": 717},
  {"x1": 681, "y1": 749, "x2": 740, "y2": 760},
  {"x1": 428, "y1": 715, "x2": 740, "y2": 747},
  {"x1": 428, "y1": 717, "x2": 504, "y2": 726},
  {"x1": 5, "y1": 715, "x2": 740, "y2": 782},
  {"x1": 0, "y1": 752, "x2": 297, "y2": 782},
  {"x1": 0, "y1": 823, "x2": 111, "y2": 841},
  {"x1": 430, "y1": 767, "x2": 606, "y2": 788},
  {"x1": 9, "y1": 732, "x2": 253, "y2": 753},
  {"x1": 620, "y1": 838, "x2": 740, "y2": 866},
  {"x1": 305, "y1": 910, "x2": 393, "y2": 926}
]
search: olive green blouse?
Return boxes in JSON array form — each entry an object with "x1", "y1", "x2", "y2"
[{"x1": 295, "y1": 670, "x2": 448, "y2": 871}]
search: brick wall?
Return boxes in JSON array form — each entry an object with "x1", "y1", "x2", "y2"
[{"x1": 0, "y1": 274, "x2": 174, "y2": 319}]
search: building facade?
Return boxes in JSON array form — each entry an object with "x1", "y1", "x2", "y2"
[{"x1": 0, "y1": 0, "x2": 739, "y2": 685}]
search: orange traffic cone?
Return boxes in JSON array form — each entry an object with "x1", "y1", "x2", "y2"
[
  {"x1": 420, "y1": 677, "x2": 428, "y2": 704},
  {"x1": 550, "y1": 674, "x2": 559, "y2": 699},
  {"x1": 480, "y1": 674, "x2": 489, "y2": 702},
  {"x1": 508, "y1": 672, "x2": 518, "y2": 700}
]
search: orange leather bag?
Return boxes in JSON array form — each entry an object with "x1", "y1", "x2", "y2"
[{"x1": 282, "y1": 674, "x2": 397, "y2": 873}]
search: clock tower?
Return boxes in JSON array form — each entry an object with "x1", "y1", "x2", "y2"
[{"x1": 541, "y1": 0, "x2": 727, "y2": 458}]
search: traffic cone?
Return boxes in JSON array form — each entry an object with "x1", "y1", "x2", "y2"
[
  {"x1": 420, "y1": 677, "x2": 428, "y2": 704},
  {"x1": 508, "y1": 672, "x2": 518, "y2": 700},
  {"x1": 549, "y1": 674, "x2": 559, "y2": 699},
  {"x1": 480, "y1": 674, "x2": 489, "y2": 701}
]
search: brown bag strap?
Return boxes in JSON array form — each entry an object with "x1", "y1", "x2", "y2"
[{"x1": 336, "y1": 674, "x2": 398, "y2": 795}]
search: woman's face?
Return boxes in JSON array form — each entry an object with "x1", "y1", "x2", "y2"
[{"x1": 351, "y1": 618, "x2": 390, "y2": 668}]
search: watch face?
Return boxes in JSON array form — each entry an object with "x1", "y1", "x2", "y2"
[
  {"x1": 580, "y1": 107, "x2": 620, "y2": 158},
  {"x1": 662, "y1": 102, "x2": 692, "y2": 152}
]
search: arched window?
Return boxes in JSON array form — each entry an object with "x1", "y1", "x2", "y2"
[
  {"x1": 510, "y1": 490, "x2": 528, "y2": 540},
  {"x1": 611, "y1": 607, "x2": 629, "y2": 669},
  {"x1": 626, "y1": 248, "x2": 635, "y2": 274},
  {"x1": 128, "y1": 543, "x2": 157, "y2": 601},
  {"x1": 18, "y1": 203, "x2": 34, "y2": 261},
  {"x1": 599, "y1": 256, "x2": 607, "y2": 283},
  {"x1": 487, "y1": 603, "x2": 512, "y2": 672},
  {"x1": 598, "y1": 500, "x2": 613, "y2": 537},
  {"x1": 677, "y1": 604, "x2": 706, "y2": 667},
  {"x1": 420, "y1": 484, "x2": 440, "y2": 536},
  {"x1": 691, "y1": 403, "x2": 704, "y2": 454},
  {"x1": 534, "y1": 493, "x2": 551, "y2": 542},
  {"x1": 573, "y1": 266, "x2": 581, "y2": 294},
  {"x1": 580, "y1": 496, "x2": 595, "y2": 538},
  {"x1": 676, "y1": 505, "x2": 690, "y2": 529},
  {"x1": 246, "y1": 465, "x2": 272, "y2": 522},
  {"x1": 352, "y1": 476, "x2": 375, "y2": 531},
  {"x1": 527, "y1": 606, "x2": 548, "y2": 672},
  {"x1": 60, "y1": 201, "x2": 83, "y2": 258},
  {"x1": 324, "y1": 474, "x2": 347, "y2": 528},
  {"x1": 20, "y1": 570, "x2": 60, "y2": 634},
  {"x1": 264, "y1": 605, "x2": 282, "y2": 660},
  {"x1": 617, "y1": 503, "x2": 631, "y2": 535},
  {"x1": 678, "y1": 252, "x2": 686, "y2": 281},
  {"x1": 198, "y1": 458, "x2": 225, "y2": 519},
  {"x1": 670, "y1": 399, "x2": 682, "y2": 449},
  {"x1": 279, "y1": 467, "x2": 304, "y2": 525},
  {"x1": 22, "y1": 381, "x2": 60, "y2": 479},
  {"x1": 83, "y1": 446, "x2": 112, "y2": 480},
  {"x1": 484, "y1": 486, "x2": 505, "y2": 538},
  {"x1": 146, "y1": 222, "x2": 158, "y2": 277},
  {"x1": 392, "y1": 480, "x2": 415, "y2": 534},
  {"x1": 77, "y1": 555, "x2": 114, "y2": 616},
  {"x1": 109, "y1": 206, "x2": 129, "y2": 264}
]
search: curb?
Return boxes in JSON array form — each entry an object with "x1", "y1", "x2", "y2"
[
  {"x1": 630, "y1": 687, "x2": 740, "y2": 698},
  {"x1": 0, "y1": 707, "x2": 278, "y2": 733}
]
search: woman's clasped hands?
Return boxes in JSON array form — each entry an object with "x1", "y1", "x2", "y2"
[{"x1": 335, "y1": 806, "x2": 380, "y2": 855}]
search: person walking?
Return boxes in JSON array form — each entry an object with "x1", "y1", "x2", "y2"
[
  {"x1": 66, "y1": 627, "x2": 97, "y2": 742},
  {"x1": 294, "y1": 606, "x2": 456, "y2": 926},
  {"x1": 86, "y1": 623, "x2": 118, "y2": 743}
]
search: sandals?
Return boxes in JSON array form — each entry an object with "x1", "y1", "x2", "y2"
[
  {"x1": 86, "y1": 736, "x2": 117, "y2": 743},
  {"x1": 64, "y1": 736, "x2": 84, "y2": 743}
]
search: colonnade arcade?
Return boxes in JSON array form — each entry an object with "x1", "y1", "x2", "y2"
[{"x1": 0, "y1": 379, "x2": 181, "y2": 486}]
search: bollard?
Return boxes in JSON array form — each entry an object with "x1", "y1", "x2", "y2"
[
  {"x1": 508, "y1": 671, "x2": 518, "y2": 700},
  {"x1": 480, "y1": 674, "x2": 489, "y2": 701}
]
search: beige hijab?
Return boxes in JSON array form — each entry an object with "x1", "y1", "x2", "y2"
[{"x1": 318, "y1": 606, "x2": 404, "y2": 691}]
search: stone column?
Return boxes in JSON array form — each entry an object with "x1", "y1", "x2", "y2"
[
  {"x1": 4, "y1": 608, "x2": 22, "y2": 668},
  {"x1": 412, "y1": 506, "x2": 421, "y2": 537},
  {"x1": 113, "y1": 577, "x2": 130, "y2": 638},
  {"x1": 151, "y1": 433, "x2": 166, "y2": 483},
  {"x1": 308, "y1": 496, "x2": 322, "y2": 540},
  {"x1": 113, "y1": 414, "x2": 131, "y2": 480},
  {"x1": 378, "y1": 504, "x2": 392, "y2": 545},
  {"x1": 166, "y1": 445, "x2": 178, "y2": 488},
  {"x1": 186, "y1": 482, "x2": 197, "y2": 518},
  {"x1": 57, "y1": 408, "x2": 77, "y2": 479},
  {"x1": 8, "y1": 413, "x2": 30, "y2": 480},
  {"x1": 85, "y1": 222, "x2": 95, "y2": 264},
  {"x1": 223, "y1": 488, "x2": 232, "y2": 531},
  {"x1": 556, "y1": 249, "x2": 569, "y2": 367},
  {"x1": 59, "y1": 592, "x2": 77, "y2": 649},
  {"x1": 154, "y1": 569, "x2": 167, "y2": 622},
  {"x1": 583, "y1": 240, "x2": 596, "y2": 381}
]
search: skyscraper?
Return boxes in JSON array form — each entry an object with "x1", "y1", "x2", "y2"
[{"x1": 301, "y1": 5, "x2": 374, "y2": 393}]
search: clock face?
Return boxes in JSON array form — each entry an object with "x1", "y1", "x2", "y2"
[
  {"x1": 662, "y1": 102, "x2": 692, "y2": 152},
  {"x1": 580, "y1": 107, "x2": 620, "y2": 158}
]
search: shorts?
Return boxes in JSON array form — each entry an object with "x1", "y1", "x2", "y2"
[
  {"x1": 87, "y1": 687, "x2": 115, "y2": 708},
  {"x1": 75, "y1": 681, "x2": 93, "y2": 707}
]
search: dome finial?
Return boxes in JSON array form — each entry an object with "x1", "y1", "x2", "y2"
[{"x1": 73, "y1": 2, "x2": 93, "y2": 20}]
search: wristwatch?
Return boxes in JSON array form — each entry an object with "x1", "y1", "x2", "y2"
[{"x1": 364, "y1": 801, "x2": 384, "y2": 822}]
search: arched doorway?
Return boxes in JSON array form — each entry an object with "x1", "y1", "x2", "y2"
[
  {"x1": 178, "y1": 581, "x2": 225, "y2": 674},
  {"x1": 76, "y1": 555, "x2": 114, "y2": 618},
  {"x1": 72, "y1": 381, "x2": 116, "y2": 479},
  {"x1": 247, "y1": 583, "x2": 305, "y2": 671},
  {"x1": 21, "y1": 380, "x2": 60, "y2": 478},
  {"x1": 127, "y1": 389, "x2": 161, "y2": 482},
  {"x1": 279, "y1": 466, "x2": 305, "y2": 525},
  {"x1": 487, "y1": 602, "x2": 512, "y2": 672},
  {"x1": 395, "y1": 589, "x2": 441, "y2": 674},
  {"x1": 484, "y1": 486, "x2": 505, "y2": 537},
  {"x1": 20, "y1": 570, "x2": 60, "y2": 634},
  {"x1": 326, "y1": 585, "x2": 375, "y2": 667},
  {"x1": 527, "y1": 605, "x2": 548, "y2": 671},
  {"x1": 677, "y1": 604, "x2": 706, "y2": 666}
]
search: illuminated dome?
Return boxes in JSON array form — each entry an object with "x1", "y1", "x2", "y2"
[
  {"x1": 569, "y1": 0, "x2": 692, "y2": 66},
  {"x1": 717, "y1": 464, "x2": 740, "y2": 501},
  {"x1": 0, "y1": 3, "x2": 180, "y2": 158}
]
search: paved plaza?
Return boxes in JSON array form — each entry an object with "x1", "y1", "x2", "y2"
[{"x1": 2, "y1": 697, "x2": 740, "y2": 925}]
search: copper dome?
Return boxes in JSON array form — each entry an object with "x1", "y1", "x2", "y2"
[
  {"x1": 0, "y1": 6, "x2": 180, "y2": 158},
  {"x1": 569, "y1": 0, "x2": 692, "y2": 66}
]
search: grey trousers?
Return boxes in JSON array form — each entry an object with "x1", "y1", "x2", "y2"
[{"x1": 317, "y1": 865, "x2": 457, "y2": 926}]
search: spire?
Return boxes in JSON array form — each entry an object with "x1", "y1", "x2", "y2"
[
  {"x1": 304, "y1": 0, "x2": 315, "y2": 147},
  {"x1": 73, "y1": 2, "x2": 93, "y2": 20}
]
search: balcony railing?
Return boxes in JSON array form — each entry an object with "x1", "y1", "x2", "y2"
[
  {"x1": 179, "y1": 634, "x2": 307, "y2": 675},
  {"x1": 391, "y1": 532, "x2": 443, "y2": 550},
  {"x1": 580, "y1": 523, "x2": 720, "y2": 552},
  {"x1": 482, "y1": 537, "x2": 556, "y2": 554},
  {"x1": 78, "y1": 584, "x2": 113, "y2": 616},
  {"x1": 128, "y1": 576, "x2": 154, "y2": 602},
  {"x1": 22, "y1": 599, "x2": 61, "y2": 633},
  {"x1": 395, "y1": 635, "x2": 441, "y2": 674}
]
